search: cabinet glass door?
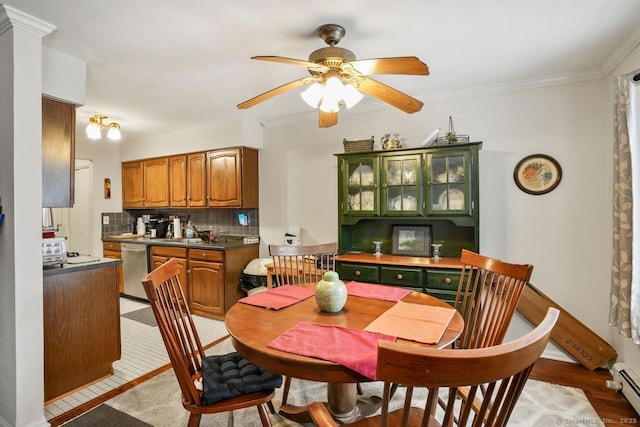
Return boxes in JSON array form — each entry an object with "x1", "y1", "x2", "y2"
[
  {"x1": 427, "y1": 151, "x2": 470, "y2": 214},
  {"x1": 343, "y1": 157, "x2": 379, "y2": 216},
  {"x1": 381, "y1": 154, "x2": 422, "y2": 216}
]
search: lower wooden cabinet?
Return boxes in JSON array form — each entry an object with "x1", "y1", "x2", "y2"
[
  {"x1": 148, "y1": 244, "x2": 258, "y2": 320},
  {"x1": 102, "y1": 241, "x2": 124, "y2": 293},
  {"x1": 150, "y1": 246, "x2": 188, "y2": 299}
]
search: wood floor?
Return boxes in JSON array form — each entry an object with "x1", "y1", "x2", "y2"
[
  {"x1": 50, "y1": 356, "x2": 638, "y2": 426},
  {"x1": 530, "y1": 358, "x2": 638, "y2": 426}
]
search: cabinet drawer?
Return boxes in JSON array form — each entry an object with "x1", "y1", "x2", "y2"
[
  {"x1": 103, "y1": 241, "x2": 121, "y2": 253},
  {"x1": 188, "y1": 249, "x2": 223, "y2": 262},
  {"x1": 424, "y1": 289, "x2": 459, "y2": 309},
  {"x1": 151, "y1": 246, "x2": 187, "y2": 258},
  {"x1": 380, "y1": 266, "x2": 422, "y2": 287},
  {"x1": 336, "y1": 262, "x2": 379, "y2": 283},
  {"x1": 103, "y1": 250, "x2": 121, "y2": 259},
  {"x1": 425, "y1": 268, "x2": 461, "y2": 291}
]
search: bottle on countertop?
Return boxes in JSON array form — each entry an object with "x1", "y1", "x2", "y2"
[{"x1": 185, "y1": 221, "x2": 197, "y2": 239}]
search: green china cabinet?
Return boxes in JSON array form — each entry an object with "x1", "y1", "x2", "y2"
[{"x1": 335, "y1": 142, "x2": 482, "y2": 299}]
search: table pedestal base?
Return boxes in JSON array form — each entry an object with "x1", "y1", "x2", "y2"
[{"x1": 278, "y1": 382, "x2": 382, "y2": 424}]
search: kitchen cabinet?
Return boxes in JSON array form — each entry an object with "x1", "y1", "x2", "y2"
[
  {"x1": 43, "y1": 261, "x2": 121, "y2": 402},
  {"x1": 42, "y1": 97, "x2": 76, "y2": 208},
  {"x1": 102, "y1": 241, "x2": 124, "y2": 293},
  {"x1": 336, "y1": 142, "x2": 481, "y2": 257},
  {"x1": 187, "y1": 245, "x2": 258, "y2": 320},
  {"x1": 206, "y1": 147, "x2": 259, "y2": 208},
  {"x1": 169, "y1": 155, "x2": 187, "y2": 207},
  {"x1": 188, "y1": 249, "x2": 225, "y2": 318},
  {"x1": 143, "y1": 157, "x2": 170, "y2": 207},
  {"x1": 150, "y1": 246, "x2": 188, "y2": 299},
  {"x1": 187, "y1": 152, "x2": 207, "y2": 207},
  {"x1": 122, "y1": 161, "x2": 144, "y2": 208}
]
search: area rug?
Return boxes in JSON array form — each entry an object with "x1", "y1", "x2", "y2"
[
  {"x1": 106, "y1": 337, "x2": 604, "y2": 427},
  {"x1": 121, "y1": 307, "x2": 157, "y2": 327},
  {"x1": 62, "y1": 404, "x2": 152, "y2": 426}
]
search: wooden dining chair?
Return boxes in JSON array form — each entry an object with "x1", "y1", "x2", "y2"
[
  {"x1": 308, "y1": 307, "x2": 559, "y2": 427},
  {"x1": 268, "y1": 242, "x2": 338, "y2": 288},
  {"x1": 141, "y1": 258, "x2": 283, "y2": 427},
  {"x1": 268, "y1": 242, "x2": 339, "y2": 406},
  {"x1": 455, "y1": 248, "x2": 534, "y2": 350}
]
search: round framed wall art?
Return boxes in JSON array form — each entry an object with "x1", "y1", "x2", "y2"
[{"x1": 513, "y1": 154, "x2": 562, "y2": 195}]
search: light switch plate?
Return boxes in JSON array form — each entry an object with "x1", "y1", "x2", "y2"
[{"x1": 102, "y1": 215, "x2": 109, "y2": 225}]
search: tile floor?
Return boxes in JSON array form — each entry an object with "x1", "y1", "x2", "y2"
[{"x1": 44, "y1": 297, "x2": 229, "y2": 421}]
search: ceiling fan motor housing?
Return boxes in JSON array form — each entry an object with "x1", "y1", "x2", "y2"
[{"x1": 309, "y1": 47, "x2": 356, "y2": 66}]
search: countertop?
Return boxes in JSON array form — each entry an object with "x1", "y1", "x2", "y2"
[
  {"x1": 43, "y1": 257, "x2": 121, "y2": 277},
  {"x1": 102, "y1": 234, "x2": 259, "y2": 251}
]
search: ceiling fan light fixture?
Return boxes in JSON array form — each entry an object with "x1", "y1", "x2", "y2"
[
  {"x1": 319, "y1": 77, "x2": 343, "y2": 113},
  {"x1": 86, "y1": 114, "x2": 122, "y2": 141},
  {"x1": 342, "y1": 83, "x2": 364, "y2": 109},
  {"x1": 301, "y1": 82, "x2": 323, "y2": 108}
]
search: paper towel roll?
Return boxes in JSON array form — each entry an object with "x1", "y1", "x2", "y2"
[{"x1": 173, "y1": 217, "x2": 182, "y2": 238}]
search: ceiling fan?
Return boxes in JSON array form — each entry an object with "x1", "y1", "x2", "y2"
[{"x1": 237, "y1": 24, "x2": 429, "y2": 128}]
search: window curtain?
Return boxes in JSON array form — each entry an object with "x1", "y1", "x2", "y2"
[{"x1": 610, "y1": 69, "x2": 640, "y2": 343}]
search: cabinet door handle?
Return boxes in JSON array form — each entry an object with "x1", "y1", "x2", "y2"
[
  {"x1": 444, "y1": 277, "x2": 452, "y2": 284},
  {"x1": 355, "y1": 270, "x2": 361, "y2": 276},
  {"x1": 397, "y1": 273, "x2": 403, "y2": 280},
  {"x1": 382, "y1": 183, "x2": 387, "y2": 188}
]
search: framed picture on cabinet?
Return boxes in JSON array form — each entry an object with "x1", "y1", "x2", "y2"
[
  {"x1": 513, "y1": 154, "x2": 562, "y2": 195},
  {"x1": 391, "y1": 225, "x2": 431, "y2": 257}
]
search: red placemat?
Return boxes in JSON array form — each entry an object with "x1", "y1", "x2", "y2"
[
  {"x1": 267, "y1": 321, "x2": 395, "y2": 379},
  {"x1": 346, "y1": 281, "x2": 412, "y2": 302},
  {"x1": 238, "y1": 285, "x2": 315, "y2": 310}
]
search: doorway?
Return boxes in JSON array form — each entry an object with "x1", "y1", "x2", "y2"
[{"x1": 48, "y1": 159, "x2": 93, "y2": 254}]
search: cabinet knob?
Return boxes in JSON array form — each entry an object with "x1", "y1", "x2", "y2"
[
  {"x1": 444, "y1": 277, "x2": 452, "y2": 284},
  {"x1": 355, "y1": 270, "x2": 361, "y2": 277},
  {"x1": 397, "y1": 273, "x2": 403, "y2": 280}
]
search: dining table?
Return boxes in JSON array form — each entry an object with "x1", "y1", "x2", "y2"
[{"x1": 224, "y1": 282, "x2": 464, "y2": 423}]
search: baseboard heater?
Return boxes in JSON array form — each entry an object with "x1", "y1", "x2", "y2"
[{"x1": 607, "y1": 363, "x2": 640, "y2": 415}]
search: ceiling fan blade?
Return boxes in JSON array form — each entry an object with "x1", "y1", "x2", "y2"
[
  {"x1": 318, "y1": 111, "x2": 338, "y2": 128},
  {"x1": 349, "y1": 57, "x2": 429, "y2": 76},
  {"x1": 237, "y1": 77, "x2": 318, "y2": 109},
  {"x1": 251, "y1": 56, "x2": 328, "y2": 73},
  {"x1": 357, "y1": 76, "x2": 424, "y2": 114}
]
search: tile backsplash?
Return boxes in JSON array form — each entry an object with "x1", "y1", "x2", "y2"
[{"x1": 101, "y1": 208, "x2": 259, "y2": 238}]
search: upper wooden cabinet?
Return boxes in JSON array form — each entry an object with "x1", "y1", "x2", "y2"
[
  {"x1": 206, "y1": 147, "x2": 258, "y2": 208},
  {"x1": 122, "y1": 157, "x2": 169, "y2": 208},
  {"x1": 169, "y1": 155, "x2": 187, "y2": 207},
  {"x1": 42, "y1": 97, "x2": 76, "y2": 208},
  {"x1": 122, "y1": 161, "x2": 144, "y2": 208},
  {"x1": 186, "y1": 152, "x2": 207, "y2": 207},
  {"x1": 122, "y1": 146, "x2": 258, "y2": 209}
]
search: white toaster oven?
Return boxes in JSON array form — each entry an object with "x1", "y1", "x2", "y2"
[{"x1": 42, "y1": 237, "x2": 67, "y2": 266}]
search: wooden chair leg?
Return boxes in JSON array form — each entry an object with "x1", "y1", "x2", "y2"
[
  {"x1": 267, "y1": 400, "x2": 276, "y2": 413},
  {"x1": 187, "y1": 412, "x2": 201, "y2": 427},
  {"x1": 257, "y1": 403, "x2": 273, "y2": 426},
  {"x1": 281, "y1": 376, "x2": 292, "y2": 406}
]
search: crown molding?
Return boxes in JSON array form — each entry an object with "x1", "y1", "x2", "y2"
[
  {"x1": 0, "y1": 5, "x2": 56, "y2": 38},
  {"x1": 600, "y1": 22, "x2": 640, "y2": 76}
]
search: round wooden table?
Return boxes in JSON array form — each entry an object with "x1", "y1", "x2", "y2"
[{"x1": 225, "y1": 283, "x2": 463, "y2": 423}]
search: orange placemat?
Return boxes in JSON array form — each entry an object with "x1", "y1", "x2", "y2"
[
  {"x1": 238, "y1": 285, "x2": 315, "y2": 310},
  {"x1": 346, "y1": 281, "x2": 412, "y2": 302},
  {"x1": 267, "y1": 321, "x2": 395, "y2": 379},
  {"x1": 365, "y1": 301, "x2": 457, "y2": 344}
]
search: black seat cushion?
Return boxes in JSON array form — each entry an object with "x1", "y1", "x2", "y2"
[{"x1": 201, "y1": 352, "x2": 283, "y2": 404}]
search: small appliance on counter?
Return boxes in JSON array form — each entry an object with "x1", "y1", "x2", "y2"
[{"x1": 42, "y1": 237, "x2": 67, "y2": 267}]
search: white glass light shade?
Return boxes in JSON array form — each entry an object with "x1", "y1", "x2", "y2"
[
  {"x1": 342, "y1": 84, "x2": 364, "y2": 109},
  {"x1": 300, "y1": 83, "x2": 323, "y2": 108},
  {"x1": 86, "y1": 122, "x2": 101, "y2": 139},
  {"x1": 107, "y1": 124, "x2": 121, "y2": 141},
  {"x1": 319, "y1": 77, "x2": 343, "y2": 113}
]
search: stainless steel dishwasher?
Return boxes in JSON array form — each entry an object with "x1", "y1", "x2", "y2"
[{"x1": 121, "y1": 243, "x2": 149, "y2": 300}]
